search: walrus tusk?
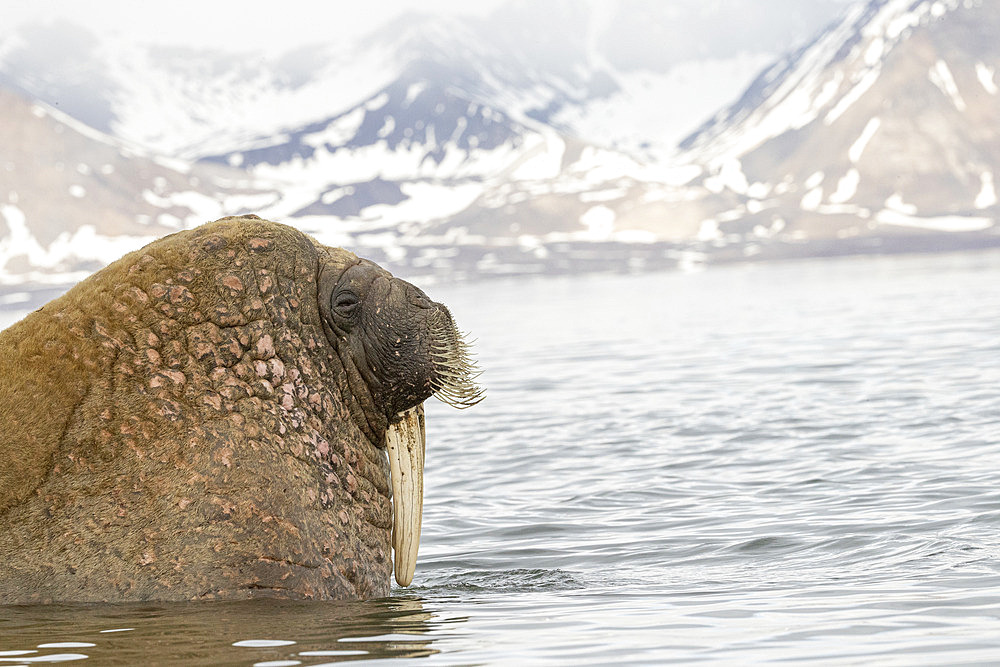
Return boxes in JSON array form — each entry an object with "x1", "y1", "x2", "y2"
[{"x1": 386, "y1": 403, "x2": 425, "y2": 587}]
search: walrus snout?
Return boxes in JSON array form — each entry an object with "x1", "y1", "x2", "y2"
[
  {"x1": 317, "y1": 256, "x2": 483, "y2": 419},
  {"x1": 314, "y1": 240, "x2": 483, "y2": 588}
]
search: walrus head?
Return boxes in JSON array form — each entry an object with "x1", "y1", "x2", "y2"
[
  {"x1": 0, "y1": 215, "x2": 482, "y2": 603},
  {"x1": 316, "y1": 255, "x2": 483, "y2": 586}
]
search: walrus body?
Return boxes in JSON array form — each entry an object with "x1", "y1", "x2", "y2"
[{"x1": 0, "y1": 215, "x2": 481, "y2": 603}]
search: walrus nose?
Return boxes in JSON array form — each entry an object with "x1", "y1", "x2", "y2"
[{"x1": 407, "y1": 292, "x2": 434, "y2": 309}]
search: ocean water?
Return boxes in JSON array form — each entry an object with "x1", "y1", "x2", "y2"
[{"x1": 2, "y1": 249, "x2": 1000, "y2": 664}]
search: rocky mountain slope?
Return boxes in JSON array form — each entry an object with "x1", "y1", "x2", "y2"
[
  {"x1": 438, "y1": 0, "x2": 1000, "y2": 274},
  {"x1": 0, "y1": 87, "x2": 277, "y2": 284},
  {"x1": 673, "y1": 0, "x2": 1000, "y2": 258}
]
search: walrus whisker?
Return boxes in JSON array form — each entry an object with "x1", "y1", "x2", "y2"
[
  {"x1": 422, "y1": 316, "x2": 484, "y2": 408},
  {"x1": 430, "y1": 376, "x2": 485, "y2": 409},
  {"x1": 433, "y1": 372, "x2": 475, "y2": 383},
  {"x1": 431, "y1": 376, "x2": 485, "y2": 407}
]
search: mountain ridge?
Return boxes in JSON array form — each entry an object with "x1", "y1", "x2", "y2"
[{"x1": 1, "y1": 0, "x2": 997, "y2": 285}]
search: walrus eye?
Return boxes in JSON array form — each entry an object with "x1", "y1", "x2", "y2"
[{"x1": 333, "y1": 291, "x2": 360, "y2": 316}]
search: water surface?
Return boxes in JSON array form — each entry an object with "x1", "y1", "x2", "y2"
[{"x1": 2, "y1": 250, "x2": 1000, "y2": 664}]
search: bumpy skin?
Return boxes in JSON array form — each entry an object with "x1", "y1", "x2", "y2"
[{"x1": 0, "y1": 215, "x2": 439, "y2": 603}]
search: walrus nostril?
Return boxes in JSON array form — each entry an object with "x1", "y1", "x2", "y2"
[{"x1": 407, "y1": 292, "x2": 434, "y2": 309}]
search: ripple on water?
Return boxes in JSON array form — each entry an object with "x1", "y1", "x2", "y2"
[
  {"x1": 421, "y1": 568, "x2": 586, "y2": 593},
  {"x1": 232, "y1": 640, "x2": 297, "y2": 648},
  {"x1": 4, "y1": 252, "x2": 1000, "y2": 663},
  {"x1": 0, "y1": 653, "x2": 91, "y2": 663}
]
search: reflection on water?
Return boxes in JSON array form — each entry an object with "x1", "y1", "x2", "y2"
[
  {"x1": 2, "y1": 250, "x2": 1000, "y2": 663},
  {"x1": 0, "y1": 597, "x2": 443, "y2": 664}
]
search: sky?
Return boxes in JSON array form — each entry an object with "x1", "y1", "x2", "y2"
[{"x1": 3, "y1": 0, "x2": 505, "y2": 53}]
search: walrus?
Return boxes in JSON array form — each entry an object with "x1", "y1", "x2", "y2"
[{"x1": 0, "y1": 215, "x2": 483, "y2": 603}]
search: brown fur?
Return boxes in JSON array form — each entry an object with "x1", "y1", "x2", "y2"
[{"x1": 0, "y1": 215, "x2": 427, "y2": 603}]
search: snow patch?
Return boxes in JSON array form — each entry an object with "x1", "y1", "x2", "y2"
[
  {"x1": 403, "y1": 83, "x2": 427, "y2": 108},
  {"x1": 109, "y1": 40, "x2": 401, "y2": 158},
  {"x1": 805, "y1": 171, "x2": 825, "y2": 189},
  {"x1": 0, "y1": 204, "x2": 156, "y2": 283},
  {"x1": 849, "y1": 117, "x2": 881, "y2": 163},
  {"x1": 928, "y1": 60, "x2": 967, "y2": 111},
  {"x1": 302, "y1": 107, "x2": 366, "y2": 148},
  {"x1": 356, "y1": 182, "x2": 482, "y2": 227},
  {"x1": 508, "y1": 132, "x2": 566, "y2": 181},
  {"x1": 614, "y1": 229, "x2": 658, "y2": 244},
  {"x1": 54, "y1": 227, "x2": 158, "y2": 267},
  {"x1": 252, "y1": 135, "x2": 522, "y2": 214},
  {"x1": 825, "y1": 66, "x2": 881, "y2": 124},
  {"x1": 321, "y1": 185, "x2": 354, "y2": 204},
  {"x1": 885, "y1": 193, "x2": 918, "y2": 215},
  {"x1": 864, "y1": 37, "x2": 886, "y2": 66},
  {"x1": 882, "y1": 0, "x2": 957, "y2": 39},
  {"x1": 365, "y1": 93, "x2": 390, "y2": 111},
  {"x1": 580, "y1": 188, "x2": 628, "y2": 203},
  {"x1": 746, "y1": 182, "x2": 772, "y2": 199},
  {"x1": 580, "y1": 206, "x2": 616, "y2": 240},
  {"x1": 703, "y1": 159, "x2": 749, "y2": 195},
  {"x1": 876, "y1": 210, "x2": 993, "y2": 232},
  {"x1": 377, "y1": 116, "x2": 396, "y2": 139},
  {"x1": 697, "y1": 219, "x2": 721, "y2": 241},
  {"x1": 828, "y1": 169, "x2": 860, "y2": 204},
  {"x1": 801, "y1": 187, "x2": 823, "y2": 211},
  {"x1": 32, "y1": 100, "x2": 131, "y2": 150},
  {"x1": 976, "y1": 62, "x2": 999, "y2": 95},
  {"x1": 554, "y1": 54, "x2": 775, "y2": 155},
  {"x1": 69, "y1": 185, "x2": 87, "y2": 199},
  {"x1": 141, "y1": 189, "x2": 224, "y2": 223},
  {"x1": 152, "y1": 156, "x2": 191, "y2": 173},
  {"x1": 975, "y1": 171, "x2": 997, "y2": 209},
  {"x1": 816, "y1": 203, "x2": 868, "y2": 216},
  {"x1": 568, "y1": 146, "x2": 638, "y2": 182}
]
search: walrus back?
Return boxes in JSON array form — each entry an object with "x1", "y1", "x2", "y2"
[
  {"x1": 0, "y1": 216, "x2": 316, "y2": 516},
  {"x1": 0, "y1": 305, "x2": 95, "y2": 514}
]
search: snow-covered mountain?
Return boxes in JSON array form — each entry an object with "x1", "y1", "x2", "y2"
[
  {"x1": 412, "y1": 0, "x2": 1000, "y2": 274},
  {"x1": 1, "y1": 0, "x2": 997, "y2": 283},
  {"x1": 2, "y1": 2, "x2": 848, "y2": 157},
  {"x1": 674, "y1": 0, "x2": 1000, "y2": 257}
]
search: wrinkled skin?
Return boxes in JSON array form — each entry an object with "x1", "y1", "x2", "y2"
[{"x1": 0, "y1": 215, "x2": 477, "y2": 603}]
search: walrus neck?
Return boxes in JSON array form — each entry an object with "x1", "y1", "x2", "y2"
[
  {"x1": 0, "y1": 304, "x2": 100, "y2": 515},
  {"x1": 316, "y1": 304, "x2": 388, "y2": 450},
  {"x1": 331, "y1": 343, "x2": 388, "y2": 449}
]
